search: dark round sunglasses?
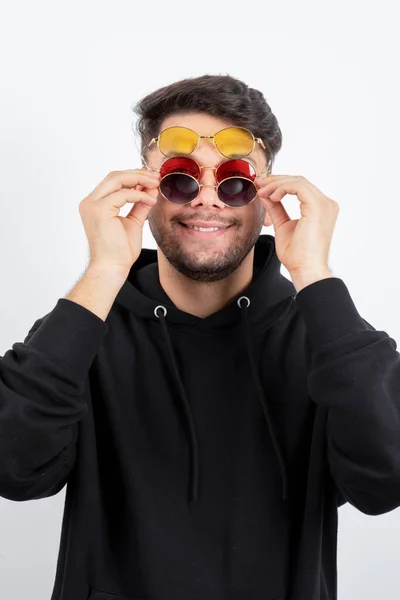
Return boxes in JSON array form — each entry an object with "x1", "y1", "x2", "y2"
[{"x1": 143, "y1": 156, "x2": 271, "y2": 208}]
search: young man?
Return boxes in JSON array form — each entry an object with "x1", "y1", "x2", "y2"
[{"x1": 1, "y1": 74, "x2": 400, "y2": 600}]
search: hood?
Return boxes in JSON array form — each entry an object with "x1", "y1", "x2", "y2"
[{"x1": 115, "y1": 234, "x2": 296, "y2": 507}]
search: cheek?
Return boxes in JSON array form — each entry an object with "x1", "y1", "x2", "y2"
[
  {"x1": 254, "y1": 198, "x2": 267, "y2": 220},
  {"x1": 240, "y1": 205, "x2": 262, "y2": 226},
  {"x1": 145, "y1": 188, "x2": 163, "y2": 215},
  {"x1": 147, "y1": 196, "x2": 173, "y2": 227}
]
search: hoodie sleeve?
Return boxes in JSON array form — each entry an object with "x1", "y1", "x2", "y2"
[
  {"x1": 295, "y1": 277, "x2": 400, "y2": 516},
  {"x1": 0, "y1": 298, "x2": 108, "y2": 502}
]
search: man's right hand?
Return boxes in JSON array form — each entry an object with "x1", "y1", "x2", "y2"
[{"x1": 79, "y1": 168, "x2": 161, "y2": 276}]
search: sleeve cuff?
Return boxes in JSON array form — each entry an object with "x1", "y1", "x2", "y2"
[
  {"x1": 294, "y1": 277, "x2": 368, "y2": 347},
  {"x1": 26, "y1": 298, "x2": 109, "y2": 380}
]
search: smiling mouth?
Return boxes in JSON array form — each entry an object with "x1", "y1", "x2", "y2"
[
  {"x1": 178, "y1": 222, "x2": 234, "y2": 237},
  {"x1": 179, "y1": 223, "x2": 233, "y2": 231}
]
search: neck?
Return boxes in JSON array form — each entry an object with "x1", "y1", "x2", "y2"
[{"x1": 157, "y1": 248, "x2": 255, "y2": 318}]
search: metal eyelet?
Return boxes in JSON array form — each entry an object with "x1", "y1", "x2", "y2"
[
  {"x1": 154, "y1": 305, "x2": 167, "y2": 318},
  {"x1": 237, "y1": 296, "x2": 250, "y2": 308}
]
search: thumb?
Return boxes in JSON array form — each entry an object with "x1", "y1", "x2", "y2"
[
  {"x1": 125, "y1": 200, "x2": 153, "y2": 228},
  {"x1": 260, "y1": 196, "x2": 290, "y2": 230}
]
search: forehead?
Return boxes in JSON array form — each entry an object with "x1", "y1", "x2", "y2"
[
  {"x1": 156, "y1": 112, "x2": 261, "y2": 168},
  {"x1": 159, "y1": 111, "x2": 236, "y2": 135}
]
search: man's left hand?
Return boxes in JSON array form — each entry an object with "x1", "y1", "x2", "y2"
[{"x1": 255, "y1": 174, "x2": 339, "y2": 292}]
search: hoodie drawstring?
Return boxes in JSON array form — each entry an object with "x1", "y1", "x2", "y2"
[
  {"x1": 237, "y1": 296, "x2": 289, "y2": 502},
  {"x1": 154, "y1": 298, "x2": 288, "y2": 507},
  {"x1": 155, "y1": 305, "x2": 200, "y2": 506}
]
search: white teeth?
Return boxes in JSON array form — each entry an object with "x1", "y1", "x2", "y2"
[{"x1": 187, "y1": 226, "x2": 221, "y2": 232}]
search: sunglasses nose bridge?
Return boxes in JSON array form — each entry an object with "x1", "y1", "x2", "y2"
[
  {"x1": 198, "y1": 164, "x2": 219, "y2": 178},
  {"x1": 198, "y1": 135, "x2": 222, "y2": 155},
  {"x1": 198, "y1": 164, "x2": 219, "y2": 185},
  {"x1": 187, "y1": 165, "x2": 222, "y2": 206},
  {"x1": 198, "y1": 184, "x2": 218, "y2": 190}
]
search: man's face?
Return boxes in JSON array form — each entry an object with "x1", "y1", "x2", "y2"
[{"x1": 145, "y1": 112, "x2": 272, "y2": 283}]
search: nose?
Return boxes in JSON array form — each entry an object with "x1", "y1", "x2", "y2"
[{"x1": 188, "y1": 165, "x2": 226, "y2": 209}]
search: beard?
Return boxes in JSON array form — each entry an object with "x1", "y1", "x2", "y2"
[{"x1": 148, "y1": 206, "x2": 266, "y2": 283}]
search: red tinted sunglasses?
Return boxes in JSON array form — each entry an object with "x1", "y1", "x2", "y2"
[{"x1": 144, "y1": 156, "x2": 270, "y2": 208}]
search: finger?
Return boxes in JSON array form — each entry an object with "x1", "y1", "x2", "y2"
[
  {"x1": 256, "y1": 176, "x2": 294, "y2": 196},
  {"x1": 259, "y1": 196, "x2": 291, "y2": 229},
  {"x1": 264, "y1": 181, "x2": 320, "y2": 205},
  {"x1": 88, "y1": 171, "x2": 160, "y2": 202},
  {"x1": 125, "y1": 199, "x2": 153, "y2": 228},
  {"x1": 132, "y1": 181, "x2": 159, "y2": 192},
  {"x1": 131, "y1": 169, "x2": 161, "y2": 191},
  {"x1": 255, "y1": 174, "x2": 284, "y2": 187},
  {"x1": 99, "y1": 187, "x2": 158, "y2": 213}
]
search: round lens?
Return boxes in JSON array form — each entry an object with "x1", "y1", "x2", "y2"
[
  {"x1": 158, "y1": 126, "x2": 198, "y2": 157},
  {"x1": 160, "y1": 175, "x2": 199, "y2": 204},
  {"x1": 159, "y1": 157, "x2": 200, "y2": 204},
  {"x1": 216, "y1": 159, "x2": 257, "y2": 207},
  {"x1": 217, "y1": 159, "x2": 256, "y2": 182},
  {"x1": 214, "y1": 127, "x2": 254, "y2": 158},
  {"x1": 218, "y1": 178, "x2": 255, "y2": 207}
]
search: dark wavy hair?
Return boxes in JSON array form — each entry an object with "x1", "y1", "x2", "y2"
[{"x1": 131, "y1": 74, "x2": 282, "y2": 171}]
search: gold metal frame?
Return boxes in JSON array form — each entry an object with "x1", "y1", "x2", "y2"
[
  {"x1": 142, "y1": 125, "x2": 268, "y2": 160},
  {"x1": 141, "y1": 156, "x2": 271, "y2": 207}
]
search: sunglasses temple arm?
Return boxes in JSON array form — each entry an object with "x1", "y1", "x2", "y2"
[
  {"x1": 140, "y1": 156, "x2": 160, "y2": 174},
  {"x1": 140, "y1": 137, "x2": 158, "y2": 167}
]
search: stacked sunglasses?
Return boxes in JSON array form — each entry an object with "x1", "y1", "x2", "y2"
[{"x1": 141, "y1": 126, "x2": 271, "y2": 208}]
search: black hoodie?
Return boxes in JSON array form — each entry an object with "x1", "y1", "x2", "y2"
[{"x1": 1, "y1": 234, "x2": 400, "y2": 600}]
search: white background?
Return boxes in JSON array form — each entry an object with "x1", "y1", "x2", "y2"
[{"x1": 1, "y1": 1, "x2": 400, "y2": 598}]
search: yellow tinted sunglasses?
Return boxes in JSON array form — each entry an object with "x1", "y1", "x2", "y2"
[{"x1": 142, "y1": 125, "x2": 267, "y2": 160}]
